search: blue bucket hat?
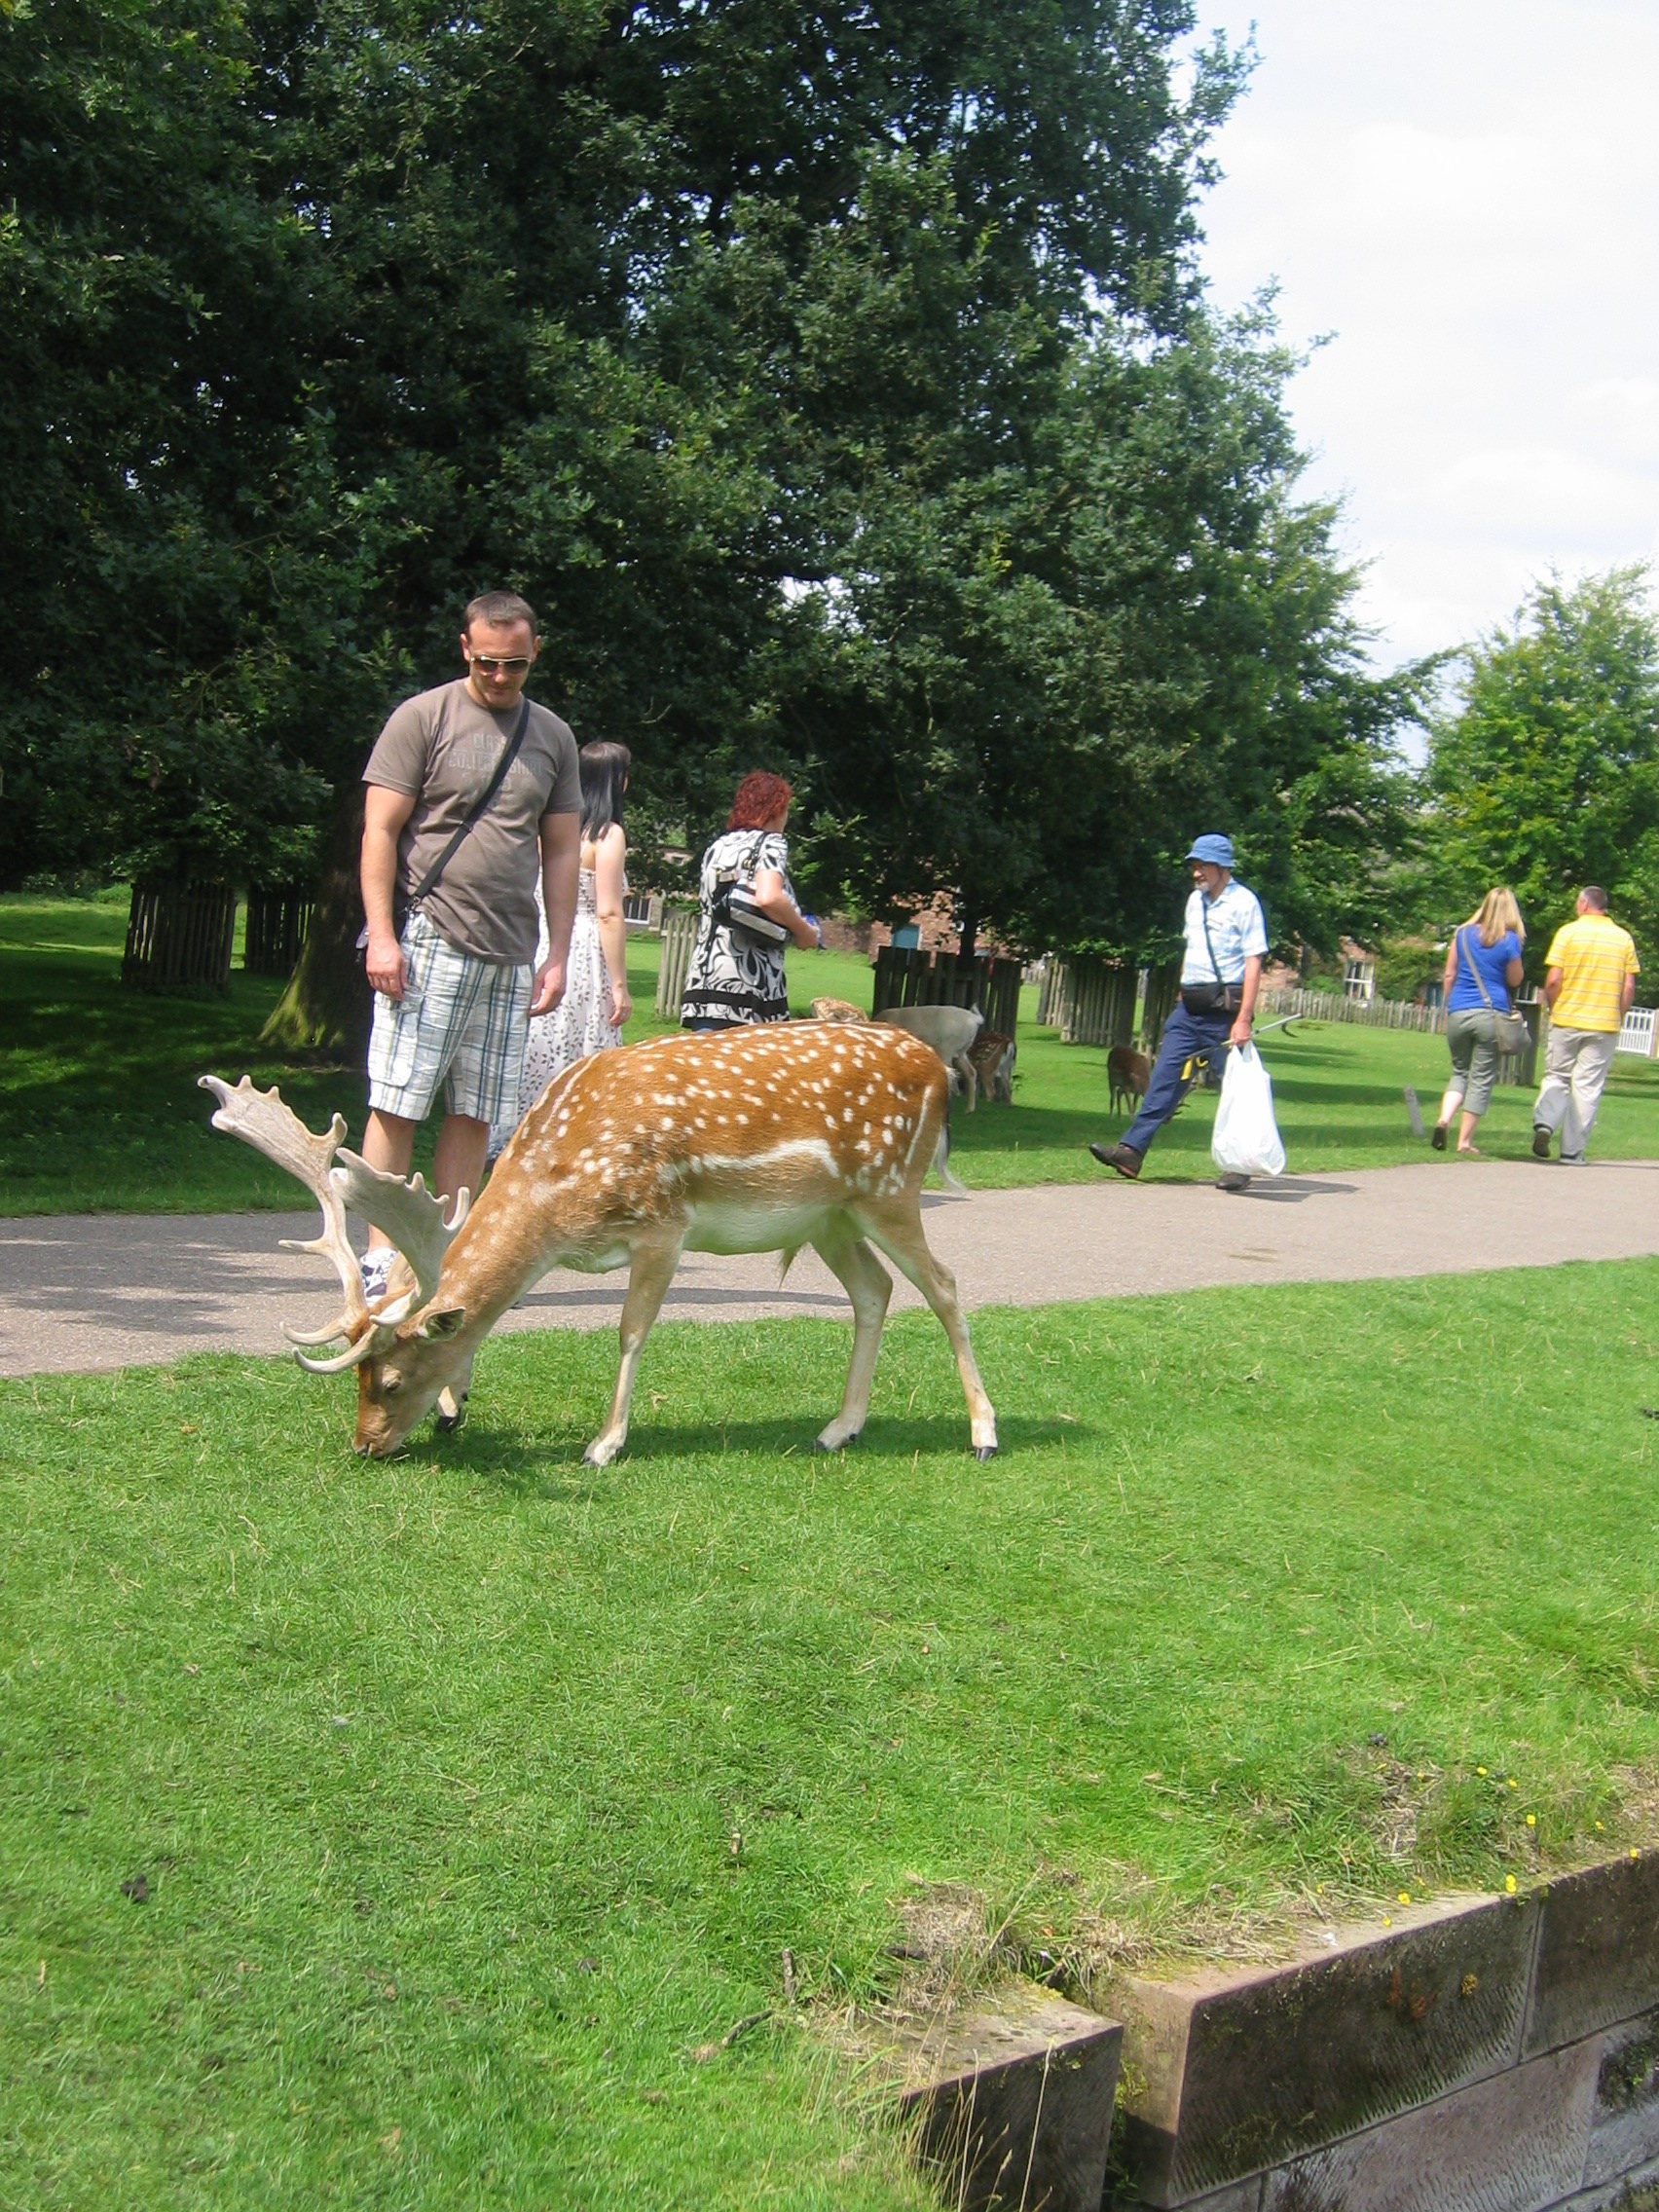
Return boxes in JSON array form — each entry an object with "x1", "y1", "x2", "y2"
[{"x1": 1186, "y1": 833, "x2": 1235, "y2": 869}]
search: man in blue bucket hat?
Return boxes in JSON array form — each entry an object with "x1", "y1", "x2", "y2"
[{"x1": 1089, "y1": 833, "x2": 1268, "y2": 1191}]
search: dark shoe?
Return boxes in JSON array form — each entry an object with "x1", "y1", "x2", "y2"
[
  {"x1": 1531, "y1": 1125, "x2": 1552, "y2": 1159},
  {"x1": 1430, "y1": 1123, "x2": 1448, "y2": 1151},
  {"x1": 1215, "y1": 1171, "x2": 1251, "y2": 1194},
  {"x1": 1088, "y1": 1141, "x2": 1142, "y2": 1180}
]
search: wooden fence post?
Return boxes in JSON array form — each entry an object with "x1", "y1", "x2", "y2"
[
  {"x1": 243, "y1": 885, "x2": 315, "y2": 978},
  {"x1": 654, "y1": 905, "x2": 699, "y2": 1019},
  {"x1": 122, "y1": 881, "x2": 238, "y2": 994},
  {"x1": 1139, "y1": 961, "x2": 1181, "y2": 1053}
]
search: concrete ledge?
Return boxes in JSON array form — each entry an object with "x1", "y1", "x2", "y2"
[
  {"x1": 893, "y1": 1980, "x2": 1124, "y2": 2212},
  {"x1": 1258, "y1": 2037, "x2": 1601, "y2": 2212},
  {"x1": 1527, "y1": 1853, "x2": 1659, "y2": 2058},
  {"x1": 1107, "y1": 1852, "x2": 1659, "y2": 2212},
  {"x1": 1112, "y1": 1893, "x2": 1540, "y2": 2205}
]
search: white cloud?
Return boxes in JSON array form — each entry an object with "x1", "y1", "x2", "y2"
[{"x1": 1189, "y1": 0, "x2": 1659, "y2": 664}]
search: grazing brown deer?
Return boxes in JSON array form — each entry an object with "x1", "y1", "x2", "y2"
[
  {"x1": 1107, "y1": 1045, "x2": 1152, "y2": 1118},
  {"x1": 965, "y1": 1029, "x2": 1014, "y2": 1104},
  {"x1": 201, "y1": 1023, "x2": 997, "y2": 1466}
]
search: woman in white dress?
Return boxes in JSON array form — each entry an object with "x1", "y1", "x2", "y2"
[{"x1": 489, "y1": 741, "x2": 632, "y2": 1158}]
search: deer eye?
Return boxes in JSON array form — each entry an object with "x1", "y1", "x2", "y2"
[{"x1": 379, "y1": 1371, "x2": 402, "y2": 1395}]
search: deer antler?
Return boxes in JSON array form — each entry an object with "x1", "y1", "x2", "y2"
[
  {"x1": 199, "y1": 1075, "x2": 388, "y2": 1365},
  {"x1": 198, "y1": 1076, "x2": 467, "y2": 1370},
  {"x1": 330, "y1": 1152, "x2": 468, "y2": 1309}
]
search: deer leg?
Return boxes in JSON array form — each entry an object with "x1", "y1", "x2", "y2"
[
  {"x1": 584, "y1": 1237, "x2": 682, "y2": 1469},
  {"x1": 809, "y1": 1232, "x2": 893, "y2": 1452},
  {"x1": 953, "y1": 1051, "x2": 977, "y2": 1112},
  {"x1": 434, "y1": 1346, "x2": 477, "y2": 1435},
  {"x1": 858, "y1": 1200, "x2": 998, "y2": 1458}
]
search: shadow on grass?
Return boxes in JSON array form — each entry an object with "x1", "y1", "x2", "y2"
[{"x1": 434, "y1": 1411, "x2": 1084, "y2": 1493}]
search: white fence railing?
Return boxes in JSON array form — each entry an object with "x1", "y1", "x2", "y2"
[{"x1": 1617, "y1": 1007, "x2": 1657, "y2": 1057}]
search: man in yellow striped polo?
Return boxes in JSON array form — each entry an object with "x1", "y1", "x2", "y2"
[{"x1": 1531, "y1": 887, "x2": 1640, "y2": 1163}]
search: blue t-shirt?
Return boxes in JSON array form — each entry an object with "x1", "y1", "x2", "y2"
[{"x1": 1447, "y1": 927, "x2": 1521, "y2": 1013}]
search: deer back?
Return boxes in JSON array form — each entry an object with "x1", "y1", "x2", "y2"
[{"x1": 433, "y1": 1022, "x2": 950, "y2": 1316}]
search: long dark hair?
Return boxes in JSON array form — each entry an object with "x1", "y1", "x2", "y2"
[{"x1": 579, "y1": 741, "x2": 631, "y2": 841}]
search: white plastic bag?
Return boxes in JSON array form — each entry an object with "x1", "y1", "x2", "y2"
[{"x1": 1211, "y1": 1043, "x2": 1285, "y2": 1178}]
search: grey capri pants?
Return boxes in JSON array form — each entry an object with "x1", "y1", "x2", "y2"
[{"x1": 1445, "y1": 1008, "x2": 1500, "y2": 1116}]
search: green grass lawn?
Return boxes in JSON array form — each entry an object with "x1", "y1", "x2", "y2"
[
  {"x1": 6, "y1": 891, "x2": 1659, "y2": 1212},
  {"x1": 7, "y1": 1262, "x2": 1659, "y2": 2205}
]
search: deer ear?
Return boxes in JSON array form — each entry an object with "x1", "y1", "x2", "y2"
[{"x1": 413, "y1": 1303, "x2": 466, "y2": 1342}]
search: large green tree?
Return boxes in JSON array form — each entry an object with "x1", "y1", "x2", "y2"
[
  {"x1": 1424, "y1": 567, "x2": 1659, "y2": 978},
  {"x1": 3, "y1": 0, "x2": 1240, "y2": 879}
]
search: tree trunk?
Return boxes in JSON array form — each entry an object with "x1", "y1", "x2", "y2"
[
  {"x1": 257, "y1": 780, "x2": 373, "y2": 1059},
  {"x1": 956, "y1": 898, "x2": 978, "y2": 967}
]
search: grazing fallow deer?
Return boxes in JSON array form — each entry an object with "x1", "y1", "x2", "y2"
[{"x1": 200, "y1": 1022, "x2": 997, "y2": 1465}]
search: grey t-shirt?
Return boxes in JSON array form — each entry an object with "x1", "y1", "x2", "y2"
[{"x1": 363, "y1": 680, "x2": 581, "y2": 964}]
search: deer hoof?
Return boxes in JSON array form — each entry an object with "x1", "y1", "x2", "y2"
[
  {"x1": 973, "y1": 1444, "x2": 999, "y2": 1461},
  {"x1": 814, "y1": 1428, "x2": 861, "y2": 1454},
  {"x1": 434, "y1": 1391, "x2": 469, "y2": 1435},
  {"x1": 583, "y1": 1437, "x2": 622, "y2": 1468}
]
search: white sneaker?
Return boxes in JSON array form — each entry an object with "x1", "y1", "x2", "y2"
[{"x1": 359, "y1": 1248, "x2": 395, "y2": 1302}]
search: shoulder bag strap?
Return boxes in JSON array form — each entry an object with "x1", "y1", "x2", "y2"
[
  {"x1": 1199, "y1": 893, "x2": 1224, "y2": 983},
  {"x1": 407, "y1": 697, "x2": 532, "y2": 912}
]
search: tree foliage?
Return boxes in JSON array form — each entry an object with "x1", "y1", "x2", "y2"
[
  {"x1": 1424, "y1": 568, "x2": 1659, "y2": 975},
  {"x1": 3, "y1": 0, "x2": 1417, "y2": 992}
]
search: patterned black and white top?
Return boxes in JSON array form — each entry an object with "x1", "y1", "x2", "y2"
[{"x1": 681, "y1": 829, "x2": 793, "y2": 1026}]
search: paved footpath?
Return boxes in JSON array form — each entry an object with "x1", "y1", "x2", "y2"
[{"x1": 4, "y1": 1159, "x2": 1658, "y2": 1379}]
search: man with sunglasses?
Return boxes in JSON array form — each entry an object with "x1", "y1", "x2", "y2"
[{"x1": 356, "y1": 590, "x2": 582, "y2": 1298}]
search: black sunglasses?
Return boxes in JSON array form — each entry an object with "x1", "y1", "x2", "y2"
[{"x1": 468, "y1": 654, "x2": 532, "y2": 674}]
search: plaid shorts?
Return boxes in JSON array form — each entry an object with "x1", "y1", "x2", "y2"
[{"x1": 367, "y1": 909, "x2": 533, "y2": 1124}]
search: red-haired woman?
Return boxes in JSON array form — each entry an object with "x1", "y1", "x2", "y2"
[{"x1": 681, "y1": 772, "x2": 821, "y2": 1028}]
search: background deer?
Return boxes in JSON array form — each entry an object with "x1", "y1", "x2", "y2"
[
  {"x1": 201, "y1": 1023, "x2": 997, "y2": 1466},
  {"x1": 1107, "y1": 1044, "x2": 1152, "y2": 1117},
  {"x1": 873, "y1": 1003, "x2": 984, "y2": 1109}
]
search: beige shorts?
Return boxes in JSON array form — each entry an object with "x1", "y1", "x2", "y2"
[{"x1": 367, "y1": 909, "x2": 532, "y2": 1124}]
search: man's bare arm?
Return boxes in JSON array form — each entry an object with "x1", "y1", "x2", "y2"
[
  {"x1": 530, "y1": 810, "x2": 581, "y2": 1018},
  {"x1": 1230, "y1": 953, "x2": 1264, "y2": 1047},
  {"x1": 1544, "y1": 964, "x2": 1564, "y2": 1010},
  {"x1": 361, "y1": 784, "x2": 419, "y2": 1001},
  {"x1": 1623, "y1": 973, "x2": 1638, "y2": 1016}
]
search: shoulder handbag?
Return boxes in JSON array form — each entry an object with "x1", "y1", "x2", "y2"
[
  {"x1": 356, "y1": 697, "x2": 532, "y2": 959},
  {"x1": 1458, "y1": 926, "x2": 1529, "y2": 1052},
  {"x1": 711, "y1": 835, "x2": 790, "y2": 949}
]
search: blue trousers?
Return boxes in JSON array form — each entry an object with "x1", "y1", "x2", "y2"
[{"x1": 1123, "y1": 1003, "x2": 1235, "y2": 1156}]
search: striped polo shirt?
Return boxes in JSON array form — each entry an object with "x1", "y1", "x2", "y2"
[{"x1": 1545, "y1": 912, "x2": 1640, "y2": 1033}]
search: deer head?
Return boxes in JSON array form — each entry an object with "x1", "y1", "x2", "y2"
[{"x1": 198, "y1": 1076, "x2": 473, "y2": 1453}]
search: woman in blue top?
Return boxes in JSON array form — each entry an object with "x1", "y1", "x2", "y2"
[{"x1": 1433, "y1": 887, "x2": 1526, "y2": 1154}]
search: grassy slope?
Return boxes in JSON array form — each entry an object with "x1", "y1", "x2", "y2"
[
  {"x1": 7, "y1": 893, "x2": 1659, "y2": 1212},
  {"x1": 7, "y1": 1265, "x2": 1659, "y2": 2205}
]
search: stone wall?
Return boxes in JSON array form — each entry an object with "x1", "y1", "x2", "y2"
[{"x1": 894, "y1": 1853, "x2": 1659, "y2": 2212}]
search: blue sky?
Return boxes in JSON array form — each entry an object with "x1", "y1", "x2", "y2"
[{"x1": 1187, "y1": 0, "x2": 1659, "y2": 668}]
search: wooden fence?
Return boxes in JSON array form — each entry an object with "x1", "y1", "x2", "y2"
[
  {"x1": 1254, "y1": 985, "x2": 1447, "y2": 1032},
  {"x1": 1037, "y1": 957, "x2": 1181, "y2": 1051},
  {"x1": 653, "y1": 905, "x2": 700, "y2": 1018},
  {"x1": 870, "y1": 944, "x2": 1022, "y2": 1038},
  {"x1": 122, "y1": 882, "x2": 238, "y2": 993},
  {"x1": 242, "y1": 885, "x2": 314, "y2": 977}
]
